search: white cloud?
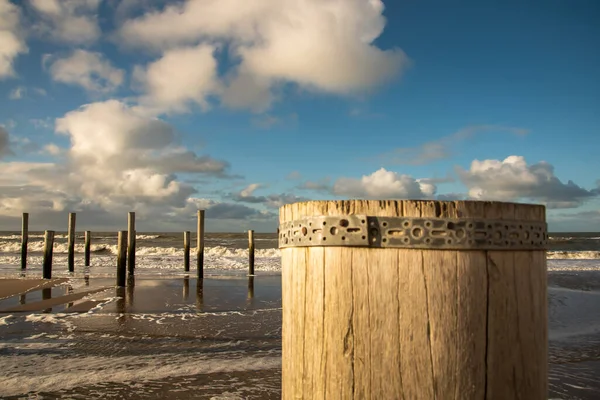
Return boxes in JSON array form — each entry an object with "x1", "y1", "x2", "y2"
[
  {"x1": 333, "y1": 168, "x2": 435, "y2": 199},
  {"x1": 9, "y1": 86, "x2": 48, "y2": 99},
  {"x1": 48, "y1": 50, "x2": 125, "y2": 94},
  {"x1": 9, "y1": 85, "x2": 25, "y2": 99},
  {"x1": 28, "y1": 0, "x2": 101, "y2": 45},
  {"x1": 133, "y1": 44, "x2": 220, "y2": 113},
  {"x1": 0, "y1": 100, "x2": 233, "y2": 222},
  {"x1": 119, "y1": 0, "x2": 408, "y2": 112},
  {"x1": 456, "y1": 155, "x2": 598, "y2": 208},
  {"x1": 239, "y1": 183, "x2": 261, "y2": 198},
  {"x1": 0, "y1": 0, "x2": 27, "y2": 79}
]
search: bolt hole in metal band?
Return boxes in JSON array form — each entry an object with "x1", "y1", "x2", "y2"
[{"x1": 278, "y1": 215, "x2": 548, "y2": 250}]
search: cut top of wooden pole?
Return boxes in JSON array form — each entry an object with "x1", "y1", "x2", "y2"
[
  {"x1": 21, "y1": 213, "x2": 28, "y2": 270},
  {"x1": 278, "y1": 200, "x2": 548, "y2": 400}
]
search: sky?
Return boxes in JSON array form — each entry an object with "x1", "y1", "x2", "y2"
[{"x1": 0, "y1": 0, "x2": 599, "y2": 233}]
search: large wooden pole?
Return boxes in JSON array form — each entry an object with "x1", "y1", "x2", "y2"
[
  {"x1": 197, "y1": 210, "x2": 205, "y2": 280},
  {"x1": 21, "y1": 213, "x2": 28, "y2": 270},
  {"x1": 116, "y1": 231, "x2": 127, "y2": 287},
  {"x1": 84, "y1": 231, "x2": 91, "y2": 267},
  {"x1": 67, "y1": 213, "x2": 76, "y2": 272},
  {"x1": 127, "y1": 212, "x2": 135, "y2": 275},
  {"x1": 248, "y1": 229, "x2": 255, "y2": 275},
  {"x1": 184, "y1": 231, "x2": 190, "y2": 272},
  {"x1": 279, "y1": 200, "x2": 548, "y2": 399},
  {"x1": 42, "y1": 230, "x2": 55, "y2": 279}
]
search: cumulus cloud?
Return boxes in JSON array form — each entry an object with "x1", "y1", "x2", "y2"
[
  {"x1": 48, "y1": 50, "x2": 125, "y2": 94},
  {"x1": 27, "y1": 0, "x2": 101, "y2": 45},
  {"x1": 380, "y1": 125, "x2": 530, "y2": 165},
  {"x1": 456, "y1": 155, "x2": 598, "y2": 208},
  {"x1": 0, "y1": 0, "x2": 27, "y2": 78},
  {"x1": 0, "y1": 100, "x2": 233, "y2": 223},
  {"x1": 118, "y1": 0, "x2": 408, "y2": 112},
  {"x1": 133, "y1": 44, "x2": 220, "y2": 113},
  {"x1": 333, "y1": 168, "x2": 436, "y2": 199}
]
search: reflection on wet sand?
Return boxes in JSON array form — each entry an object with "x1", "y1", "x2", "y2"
[
  {"x1": 42, "y1": 287, "x2": 52, "y2": 313},
  {"x1": 248, "y1": 276, "x2": 255, "y2": 300},
  {"x1": 127, "y1": 276, "x2": 135, "y2": 308},
  {"x1": 183, "y1": 276, "x2": 189, "y2": 300},
  {"x1": 196, "y1": 278, "x2": 204, "y2": 311}
]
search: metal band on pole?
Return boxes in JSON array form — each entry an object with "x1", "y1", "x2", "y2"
[{"x1": 279, "y1": 215, "x2": 548, "y2": 250}]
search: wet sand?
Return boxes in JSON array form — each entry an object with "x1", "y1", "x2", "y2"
[{"x1": 0, "y1": 271, "x2": 599, "y2": 399}]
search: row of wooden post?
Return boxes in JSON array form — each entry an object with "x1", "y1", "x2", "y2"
[{"x1": 20, "y1": 210, "x2": 257, "y2": 284}]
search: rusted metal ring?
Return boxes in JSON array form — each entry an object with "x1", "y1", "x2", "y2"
[{"x1": 279, "y1": 215, "x2": 548, "y2": 250}]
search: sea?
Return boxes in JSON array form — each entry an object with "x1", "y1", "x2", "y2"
[{"x1": 0, "y1": 231, "x2": 599, "y2": 399}]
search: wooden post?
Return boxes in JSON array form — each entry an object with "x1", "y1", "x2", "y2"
[
  {"x1": 184, "y1": 231, "x2": 190, "y2": 272},
  {"x1": 279, "y1": 200, "x2": 548, "y2": 399},
  {"x1": 116, "y1": 231, "x2": 127, "y2": 287},
  {"x1": 248, "y1": 229, "x2": 255, "y2": 275},
  {"x1": 42, "y1": 230, "x2": 54, "y2": 279},
  {"x1": 21, "y1": 213, "x2": 28, "y2": 270},
  {"x1": 127, "y1": 212, "x2": 135, "y2": 275},
  {"x1": 67, "y1": 212, "x2": 76, "y2": 272},
  {"x1": 84, "y1": 231, "x2": 91, "y2": 266},
  {"x1": 197, "y1": 210, "x2": 205, "y2": 280}
]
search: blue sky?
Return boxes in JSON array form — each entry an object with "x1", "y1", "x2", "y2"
[{"x1": 0, "y1": 0, "x2": 599, "y2": 232}]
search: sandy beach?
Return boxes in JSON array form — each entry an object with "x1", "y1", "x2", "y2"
[{"x1": 0, "y1": 269, "x2": 598, "y2": 399}]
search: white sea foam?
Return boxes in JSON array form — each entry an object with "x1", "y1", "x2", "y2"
[
  {"x1": 0, "y1": 352, "x2": 281, "y2": 397},
  {"x1": 0, "y1": 241, "x2": 280, "y2": 257},
  {"x1": 547, "y1": 251, "x2": 600, "y2": 260},
  {"x1": 0, "y1": 315, "x2": 13, "y2": 326}
]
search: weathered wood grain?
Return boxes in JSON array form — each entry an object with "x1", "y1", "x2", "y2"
[{"x1": 280, "y1": 200, "x2": 547, "y2": 399}]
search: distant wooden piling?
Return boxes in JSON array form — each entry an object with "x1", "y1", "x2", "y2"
[
  {"x1": 42, "y1": 230, "x2": 55, "y2": 279},
  {"x1": 197, "y1": 210, "x2": 205, "y2": 279},
  {"x1": 21, "y1": 213, "x2": 28, "y2": 270},
  {"x1": 127, "y1": 212, "x2": 135, "y2": 275},
  {"x1": 248, "y1": 229, "x2": 255, "y2": 275},
  {"x1": 184, "y1": 231, "x2": 191, "y2": 272},
  {"x1": 116, "y1": 231, "x2": 127, "y2": 287},
  {"x1": 84, "y1": 231, "x2": 91, "y2": 266},
  {"x1": 67, "y1": 213, "x2": 76, "y2": 272}
]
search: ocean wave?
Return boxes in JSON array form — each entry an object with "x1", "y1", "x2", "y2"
[
  {"x1": 0, "y1": 242, "x2": 281, "y2": 258},
  {"x1": 136, "y1": 234, "x2": 161, "y2": 240}
]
